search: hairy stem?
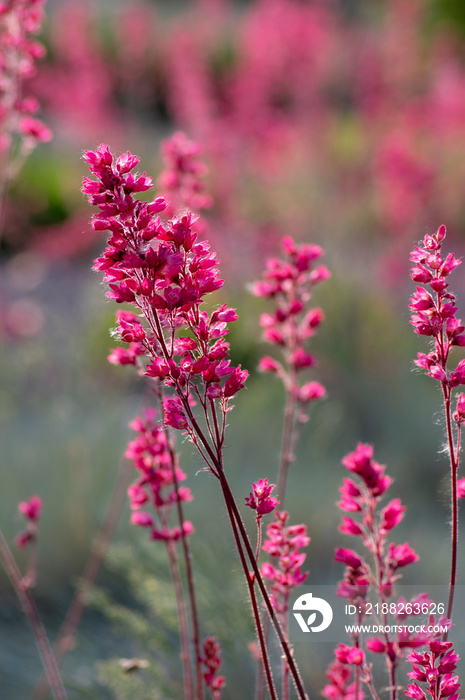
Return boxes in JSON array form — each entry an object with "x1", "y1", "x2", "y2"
[
  {"x1": 220, "y1": 477, "x2": 279, "y2": 700},
  {"x1": 442, "y1": 387, "x2": 458, "y2": 630},
  {"x1": 0, "y1": 529, "x2": 67, "y2": 700}
]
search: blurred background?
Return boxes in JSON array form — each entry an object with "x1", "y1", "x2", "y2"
[{"x1": 2, "y1": 0, "x2": 465, "y2": 697}]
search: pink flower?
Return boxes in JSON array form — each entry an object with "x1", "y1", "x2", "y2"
[
  {"x1": 335, "y1": 644, "x2": 365, "y2": 666},
  {"x1": 339, "y1": 516, "x2": 363, "y2": 536},
  {"x1": 299, "y1": 381, "x2": 326, "y2": 403},
  {"x1": 380, "y1": 499, "x2": 406, "y2": 532},
  {"x1": 18, "y1": 495, "x2": 42, "y2": 522},
  {"x1": 334, "y1": 548, "x2": 363, "y2": 570},
  {"x1": 366, "y1": 637, "x2": 386, "y2": 654},
  {"x1": 251, "y1": 234, "x2": 328, "y2": 422},
  {"x1": 457, "y1": 478, "x2": 465, "y2": 499},
  {"x1": 261, "y1": 511, "x2": 310, "y2": 615},
  {"x1": 388, "y1": 542, "x2": 419, "y2": 569},
  {"x1": 19, "y1": 116, "x2": 52, "y2": 142},
  {"x1": 201, "y1": 636, "x2": 225, "y2": 699},
  {"x1": 245, "y1": 478, "x2": 279, "y2": 517},
  {"x1": 130, "y1": 511, "x2": 154, "y2": 528}
]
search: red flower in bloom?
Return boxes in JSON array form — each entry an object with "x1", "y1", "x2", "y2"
[
  {"x1": 125, "y1": 410, "x2": 193, "y2": 543},
  {"x1": 405, "y1": 622, "x2": 461, "y2": 700},
  {"x1": 84, "y1": 144, "x2": 248, "y2": 445},
  {"x1": 200, "y1": 637, "x2": 225, "y2": 700},
  {"x1": 15, "y1": 495, "x2": 42, "y2": 548},
  {"x1": 261, "y1": 510, "x2": 310, "y2": 616},
  {"x1": 252, "y1": 234, "x2": 329, "y2": 423},
  {"x1": 410, "y1": 227, "x2": 465, "y2": 389},
  {"x1": 245, "y1": 478, "x2": 279, "y2": 517}
]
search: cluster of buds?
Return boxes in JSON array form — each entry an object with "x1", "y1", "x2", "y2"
[
  {"x1": 200, "y1": 636, "x2": 225, "y2": 700},
  {"x1": 245, "y1": 478, "x2": 279, "y2": 519},
  {"x1": 260, "y1": 510, "x2": 310, "y2": 616},
  {"x1": 410, "y1": 226, "x2": 465, "y2": 422},
  {"x1": 157, "y1": 131, "x2": 212, "y2": 216},
  {"x1": 15, "y1": 494, "x2": 42, "y2": 548},
  {"x1": 252, "y1": 234, "x2": 329, "y2": 421},
  {"x1": 0, "y1": 0, "x2": 51, "y2": 171},
  {"x1": 405, "y1": 623, "x2": 461, "y2": 700},
  {"x1": 125, "y1": 410, "x2": 193, "y2": 542},
  {"x1": 83, "y1": 145, "x2": 248, "y2": 440}
]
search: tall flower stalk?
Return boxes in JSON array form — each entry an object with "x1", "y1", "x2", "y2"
[
  {"x1": 332, "y1": 444, "x2": 426, "y2": 700},
  {"x1": 251, "y1": 235, "x2": 329, "y2": 505},
  {"x1": 83, "y1": 144, "x2": 309, "y2": 700},
  {"x1": 409, "y1": 225, "x2": 465, "y2": 624},
  {"x1": 251, "y1": 235, "x2": 328, "y2": 699}
]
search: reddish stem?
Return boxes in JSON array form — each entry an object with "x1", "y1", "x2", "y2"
[
  {"x1": 0, "y1": 529, "x2": 67, "y2": 700},
  {"x1": 164, "y1": 419, "x2": 203, "y2": 700},
  {"x1": 220, "y1": 477, "x2": 279, "y2": 700},
  {"x1": 442, "y1": 386, "x2": 458, "y2": 630}
]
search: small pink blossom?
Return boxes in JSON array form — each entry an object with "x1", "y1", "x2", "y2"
[
  {"x1": 388, "y1": 542, "x2": 419, "y2": 569},
  {"x1": 245, "y1": 478, "x2": 279, "y2": 517},
  {"x1": 335, "y1": 643, "x2": 365, "y2": 666},
  {"x1": 18, "y1": 495, "x2": 42, "y2": 522},
  {"x1": 261, "y1": 511, "x2": 310, "y2": 616},
  {"x1": 201, "y1": 636, "x2": 225, "y2": 700},
  {"x1": 131, "y1": 511, "x2": 154, "y2": 528},
  {"x1": 251, "y1": 234, "x2": 329, "y2": 422},
  {"x1": 457, "y1": 478, "x2": 465, "y2": 499}
]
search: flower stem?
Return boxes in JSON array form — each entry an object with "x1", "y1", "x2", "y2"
[
  {"x1": 165, "y1": 424, "x2": 203, "y2": 700},
  {"x1": 442, "y1": 387, "x2": 459, "y2": 630},
  {"x1": 0, "y1": 529, "x2": 67, "y2": 700},
  {"x1": 220, "y1": 476, "x2": 279, "y2": 700}
]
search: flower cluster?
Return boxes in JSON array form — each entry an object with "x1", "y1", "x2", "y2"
[
  {"x1": 200, "y1": 636, "x2": 225, "y2": 700},
  {"x1": 157, "y1": 131, "x2": 212, "y2": 216},
  {"x1": 405, "y1": 626, "x2": 461, "y2": 700},
  {"x1": 83, "y1": 145, "x2": 248, "y2": 436},
  {"x1": 337, "y1": 443, "x2": 418, "y2": 596},
  {"x1": 245, "y1": 478, "x2": 279, "y2": 519},
  {"x1": 334, "y1": 444, "x2": 426, "y2": 683},
  {"x1": 252, "y1": 235, "x2": 329, "y2": 421},
  {"x1": 125, "y1": 409, "x2": 193, "y2": 543},
  {"x1": 261, "y1": 510, "x2": 309, "y2": 616},
  {"x1": 410, "y1": 226, "x2": 465, "y2": 408},
  {"x1": 0, "y1": 0, "x2": 51, "y2": 169},
  {"x1": 15, "y1": 494, "x2": 42, "y2": 548}
]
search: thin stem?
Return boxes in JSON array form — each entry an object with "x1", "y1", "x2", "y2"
[
  {"x1": 389, "y1": 664, "x2": 397, "y2": 700},
  {"x1": 182, "y1": 398, "x2": 308, "y2": 699},
  {"x1": 166, "y1": 539, "x2": 194, "y2": 700},
  {"x1": 33, "y1": 458, "x2": 131, "y2": 700},
  {"x1": 165, "y1": 422, "x2": 203, "y2": 700},
  {"x1": 220, "y1": 477, "x2": 279, "y2": 700},
  {"x1": 277, "y1": 379, "x2": 298, "y2": 506},
  {"x1": 217, "y1": 469, "x2": 309, "y2": 700},
  {"x1": 0, "y1": 529, "x2": 67, "y2": 700},
  {"x1": 442, "y1": 386, "x2": 458, "y2": 629}
]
